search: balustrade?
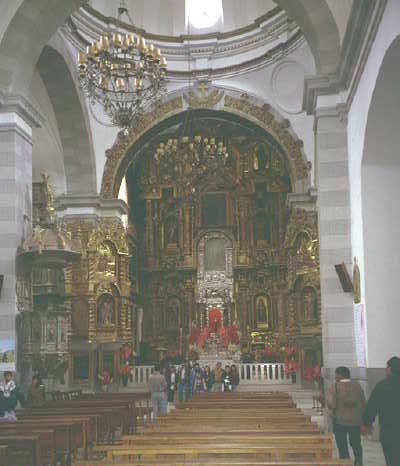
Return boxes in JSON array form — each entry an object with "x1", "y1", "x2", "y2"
[{"x1": 130, "y1": 363, "x2": 290, "y2": 386}]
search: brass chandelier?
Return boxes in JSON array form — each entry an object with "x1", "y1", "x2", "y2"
[{"x1": 78, "y1": 9, "x2": 167, "y2": 129}]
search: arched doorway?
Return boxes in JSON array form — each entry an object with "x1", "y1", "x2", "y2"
[{"x1": 362, "y1": 36, "x2": 400, "y2": 367}]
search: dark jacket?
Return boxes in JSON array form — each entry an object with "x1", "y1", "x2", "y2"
[{"x1": 363, "y1": 374, "x2": 400, "y2": 443}]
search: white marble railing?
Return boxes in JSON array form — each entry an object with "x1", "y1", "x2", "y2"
[
  {"x1": 132, "y1": 365, "x2": 154, "y2": 385},
  {"x1": 131, "y1": 363, "x2": 289, "y2": 386},
  {"x1": 239, "y1": 363, "x2": 289, "y2": 384}
]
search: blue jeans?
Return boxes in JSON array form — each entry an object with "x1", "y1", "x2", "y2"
[
  {"x1": 151, "y1": 392, "x2": 167, "y2": 420},
  {"x1": 333, "y1": 423, "x2": 362, "y2": 463},
  {"x1": 178, "y1": 382, "x2": 191, "y2": 402},
  {"x1": 213, "y1": 383, "x2": 223, "y2": 392}
]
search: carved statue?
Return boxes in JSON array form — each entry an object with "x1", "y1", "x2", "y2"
[
  {"x1": 97, "y1": 294, "x2": 115, "y2": 326},
  {"x1": 302, "y1": 287, "x2": 317, "y2": 322},
  {"x1": 256, "y1": 297, "x2": 268, "y2": 324},
  {"x1": 166, "y1": 298, "x2": 180, "y2": 328},
  {"x1": 353, "y1": 257, "x2": 361, "y2": 304},
  {"x1": 165, "y1": 218, "x2": 178, "y2": 245}
]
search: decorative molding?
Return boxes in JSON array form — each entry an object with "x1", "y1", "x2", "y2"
[
  {"x1": 101, "y1": 96, "x2": 183, "y2": 199},
  {"x1": 100, "y1": 89, "x2": 310, "y2": 200},
  {"x1": 0, "y1": 90, "x2": 46, "y2": 129},
  {"x1": 303, "y1": 0, "x2": 388, "y2": 115},
  {"x1": 223, "y1": 94, "x2": 310, "y2": 183}
]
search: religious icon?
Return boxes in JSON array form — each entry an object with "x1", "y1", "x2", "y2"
[
  {"x1": 164, "y1": 217, "x2": 178, "y2": 245},
  {"x1": 256, "y1": 296, "x2": 269, "y2": 325},
  {"x1": 166, "y1": 298, "x2": 180, "y2": 328},
  {"x1": 97, "y1": 243, "x2": 116, "y2": 277},
  {"x1": 97, "y1": 293, "x2": 115, "y2": 326},
  {"x1": 47, "y1": 320, "x2": 56, "y2": 343},
  {"x1": 302, "y1": 287, "x2": 318, "y2": 322},
  {"x1": 353, "y1": 257, "x2": 361, "y2": 304}
]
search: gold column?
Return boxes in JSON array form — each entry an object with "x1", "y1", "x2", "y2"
[
  {"x1": 146, "y1": 200, "x2": 154, "y2": 266},
  {"x1": 183, "y1": 203, "x2": 192, "y2": 265}
]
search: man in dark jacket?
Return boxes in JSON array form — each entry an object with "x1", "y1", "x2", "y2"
[{"x1": 362, "y1": 356, "x2": 400, "y2": 466}]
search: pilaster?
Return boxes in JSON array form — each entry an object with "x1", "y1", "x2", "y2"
[
  {"x1": 314, "y1": 101, "x2": 356, "y2": 373},
  {"x1": 0, "y1": 94, "x2": 44, "y2": 370}
]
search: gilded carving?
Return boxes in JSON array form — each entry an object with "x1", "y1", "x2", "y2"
[
  {"x1": 223, "y1": 94, "x2": 309, "y2": 182},
  {"x1": 353, "y1": 257, "x2": 361, "y2": 304},
  {"x1": 183, "y1": 82, "x2": 224, "y2": 108},
  {"x1": 101, "y1": 96, "x2": 183, "y2": 198}
]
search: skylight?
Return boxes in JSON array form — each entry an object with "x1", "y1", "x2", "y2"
[{"x1": 186, "y1": 0, "x2": 224, "y2": 30}]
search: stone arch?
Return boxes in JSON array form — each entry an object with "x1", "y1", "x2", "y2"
[
  {"x1": 0, "y1": 0, "x2": 84, "y2": 94},
  {"x1": 274, "y1": 0, "x2": 341, "y2": 74},
  {"x1": 36, "y1": 45, "x2": 97, "y2": 194},
  {"x1": 361, "y1": 35, "x2": 400, "y2": 367},
  {"x1": 100, "y1": 87, "x2": 310, "y2": 199}
]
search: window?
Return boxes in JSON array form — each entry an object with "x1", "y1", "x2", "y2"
[{"x1": 186, "y1": 0, "x2": 223, "y2": 30}]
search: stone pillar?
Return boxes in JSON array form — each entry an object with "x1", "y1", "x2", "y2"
[
  {"x1": 0, "y1": 96, "x2": 43, "y2": 371},
  {"x1": 315, "y1": 104, "x2": 356, "y2": 379}
]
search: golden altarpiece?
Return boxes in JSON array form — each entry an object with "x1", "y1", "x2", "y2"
[
  {"x1": 16, "y1": 175, "x2": 134, "y2": 389},
  {"x1": 127, "y1": 115, "x2": 322, "y2": 368}
]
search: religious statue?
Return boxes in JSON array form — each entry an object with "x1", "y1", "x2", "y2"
[
  {"x1": 47, "y1": 320, "x2": 56, "y2": 343},
  {"x1": 302, "y1": 288, "x2": 317, "y2": 322},
  {"x1": 165, "y1": 218, "x2": 178, "y2": 245},
  {"x1": 97, "y1": 243, "x2": 116, "y2": 277},
  {"x1": 256, "y1": 297, "x2": 268, "y2": 324},
  {"x1": 353, "y1": 257, "x2": 361, "y2": 304},
  {"x1": 97, "y1": 293, "x2": 115, "y2": 326},
  {"x1": 166, "y1": 299, "x2": 180, "y2": 328}
]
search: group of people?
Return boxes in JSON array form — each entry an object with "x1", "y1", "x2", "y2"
[
  {"x1": 148, "y1": 361, "x2": 240, "y2": 419},
  {"x1": 326, "y1": 356, "x2": 400, "y2": 466}
]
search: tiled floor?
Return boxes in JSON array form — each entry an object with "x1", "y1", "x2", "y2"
[
  {"x1": 360, "y1": 437, "x2": 386, "y2": 466},
  {"x1": 291, "y1": 389, "x2": 387, "y2": 466}
]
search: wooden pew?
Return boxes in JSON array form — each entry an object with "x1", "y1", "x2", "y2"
[
  {"x1": 0, "y1": 445, "x2": 8, "y2": 466},
  {"x1": 73, "y1": 461, "x2": 353, "y2": 466},
  {"x1": 0, "y1": 418, "x2": 83, "y2": 464},
  {"x1": 0, "y1": 434, "x2": 41, "y2": 466},
  {"x1": 12, "y1": 414, "x2": 92, "y2": 459},
  {"x1": 94, "y1": 443, "x2": 334, "y2": 462},
  {"x1": 0, "y1": 428, "x2": 56, "y2": 466}
]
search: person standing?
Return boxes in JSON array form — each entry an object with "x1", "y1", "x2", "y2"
[
  {"x1": 362, "y1": 356, "x2": 400, "y2": 466},
  {"x1": 167, "y1": 366, "x2": 177, "y2": 404},
  {"x1": 223, "y1": 365, "x2": 232, "y2": 392},
  {"x1": 193, "y1": 367, "x2": 206, "y2": 395},
  {"x1": 212, "y1": 362, "x2": 225, "y2": 392},
  {"x1": 148, "y1": 364, "x2": 167, "y2": 420},
  {"x1": 178, "y1": 361, "x2": 192, "y2": 403},
  {"x1": 231, "y1": 365, "x2": 240, "y2": 391},
  {"x1": 326, "y1": 366, "x2": 365, "y2": 466},
  {"x1": 203, "y1": 365, "x2": 213, "y2": 392},
  {"x1": 27, "y1": 375, "x2": 45, "y2": 408}
]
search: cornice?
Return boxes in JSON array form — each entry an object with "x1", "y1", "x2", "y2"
[
  {"x1": 65, "y1": 11, "x2": 303, "y2": 79},
  {"x1": 79, "y1": 4, "x2": 283, "y2": 43},
  {"x1": 303, "y1": 0, "x2": 387, "y2": 115},
  {"x1": 0, "y1": 90, "x2": 46, "y2": 128}
]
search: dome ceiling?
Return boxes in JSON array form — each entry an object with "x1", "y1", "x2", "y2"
[{"x1": 87, "y1": 0, "x2": 278, "y2": 37}]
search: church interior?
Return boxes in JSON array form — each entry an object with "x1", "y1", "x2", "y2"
[{"x1": 0, "y1": 0, "x2": 399, "y2": 465}]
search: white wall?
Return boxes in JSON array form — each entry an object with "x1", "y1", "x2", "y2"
[
  {"x1": 29, "y1": 69, "x2": 66, "y2": 195},
  {"x1": 347, "y1": 0, "x2": 400, "y2": 368}
]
